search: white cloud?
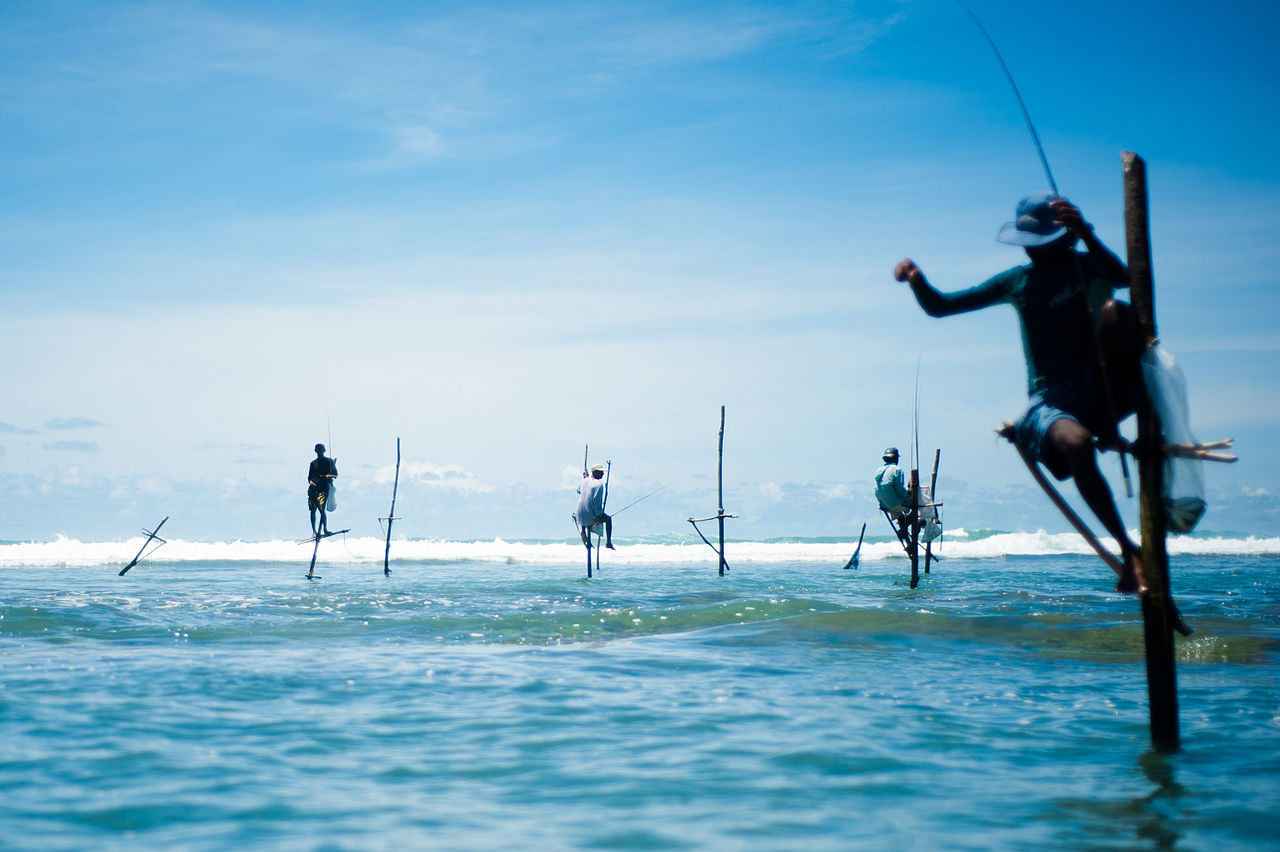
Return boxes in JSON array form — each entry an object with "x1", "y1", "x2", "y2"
[
  {"x1": 380, "y1": 461, "x2": 493, "y2": 494},
  {"x1": 758, "y1": 482, "x2": 784, "y2": 502}
]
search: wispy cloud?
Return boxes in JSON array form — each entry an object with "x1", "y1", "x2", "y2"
[
  {"x1": 43, "y1": 417, "x2": 106, "y2": 430},
  {"x1": 377, "y1": 461, "x2": 492, "y2": 494},
  {"x1": 43, "y1": 441, "x2": 100, "y2": 453},
  {"x1": 0, "y1": 422, "x2": 37, "y2": 434}
]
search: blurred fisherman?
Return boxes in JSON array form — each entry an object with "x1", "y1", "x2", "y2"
[{"x1": 893, "y1": 193, "x2": 1144, "y2": 594}]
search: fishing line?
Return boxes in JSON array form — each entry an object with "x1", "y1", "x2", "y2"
[{"x1": 611, "y1": 485, "x2": 668, "y2": 516}]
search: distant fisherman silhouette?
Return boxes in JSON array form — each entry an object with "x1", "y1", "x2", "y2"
[
  {"x1": 575, "y1": 465, "x2": 614, "y2": 549},
  {"x1": 307, "y1": 443, "x2": 338, "y2": 536},
  {"x1": 893, "y1": 193, "x2": 1145, "y2": 595}
]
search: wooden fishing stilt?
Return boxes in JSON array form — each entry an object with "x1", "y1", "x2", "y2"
[
  {"x1": 717, "y1": 407, "x2": 727, "y2": 577},
  {"x1": 300, "y1": 528, "x2": 349, "y2": 579},
  {"x1": 924, "y1": 449, "x2": 941, "y2": 573},
  {"x1": 843, "y1": 523, "x2": 867, "y2": 570},
  {"x1": 578, "y1": 444, "x2": 593, "y2": 578},
  {"x1": 307, "y1": 535, "x2": 322, "y2": 580},
  {"x1": 1124, "y1": 150, "x2": 1180, "y2": 750},
  {"x1": 381, "y1": 437, "x2": 401, "y2": 577},
  {"x1": 908, "y1": 468, "x2": 921, "y2": 588},
  {"x1": 687, "y1": 406, "x2": 737, "y2": 575},
  {"x1": 118, "y1": 516, "x2": 169, "y2": 576}
]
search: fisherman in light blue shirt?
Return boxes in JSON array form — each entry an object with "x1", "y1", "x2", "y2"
[{"x1": 874, "y1": 447, "x2": 913, "y2": 539}]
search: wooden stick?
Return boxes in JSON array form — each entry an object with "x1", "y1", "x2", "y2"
[
  {"x1": 843, "y1": 522, "x2": 867, "y2": 570},
  {"x1": 908, "y1": 468, "x2": 920, "y2": 588},
  {"x1": 881, "y1": 509, "x2": 910, "y2": 555},
  {"x1": 307, "y1": 535, "x2": 321, "y2": 579},
  {"x1": 717, "y1": 405, "x2": 726, "y2": 577},
  {"x1": 382, "y1": 437, "x2": 401, "y2": 577},
  {"x1": 1166, "y1": 449, "x2": 1236, "y2": 463},
  {"x1": 1125, "y1": 150, "x2": 1180, "y2": 750},
  {"x1": 687, "y1": 518, "x2": 730, "y2": 571},
  {"x1": 1001, "y1": 424, "x2": 1124, "y2": 575},
  {"x1": 998, "y1": 421, "x2": 1189, "y2": 647},
  {"x1": 118, "y1": 516, "x2": 169, "y2": 576},
  {"x1": 925, "y1": 449, "x2": 941, "y2": 573},
  {"x1": 688, "y1": 513, "x2": 738, "y2": 524}
]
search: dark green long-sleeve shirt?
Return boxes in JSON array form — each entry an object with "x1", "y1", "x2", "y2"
[{"x1": 908, "y1": 247, "x2": 1128, "y2": 394}]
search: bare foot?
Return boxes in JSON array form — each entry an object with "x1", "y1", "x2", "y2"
[
  {"x1": 605, "y1": 543, "x2": 615, "y2": 550},
  {"x1": 1115, "y1": 551, "x2": 1148, "y2": 596}
]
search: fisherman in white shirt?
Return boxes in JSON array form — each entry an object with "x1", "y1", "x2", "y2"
[{"x1": 575, "y1": 465, "x2": 614, "y2": 549}]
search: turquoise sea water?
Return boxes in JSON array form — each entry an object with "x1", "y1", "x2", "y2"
[{"x1": 2, "y1": 536, "x2": 1278, "y2": 851}]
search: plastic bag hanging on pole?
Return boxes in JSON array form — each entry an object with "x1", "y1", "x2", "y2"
[{"x1": 1141, "y1": 343, "x2": 1205, "y2": 532}]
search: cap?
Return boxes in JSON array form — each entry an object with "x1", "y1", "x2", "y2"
[{"x1": 996, "y1": 191, "x2": 1069, "y2": 247}]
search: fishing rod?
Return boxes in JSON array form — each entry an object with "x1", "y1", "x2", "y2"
[
  {"x1": 603, "y1": 460, "x2": 612, "y2": 510},
  {"x1": 955, "y1": 0, "x2": 1057, "y2": 194},
  {"x1": 956, "y1": 0, "x2": 1132, "y2": 495},
  {"x1": 912, "y1": 352, "x2": 922, "y2": 474},
  {"x1": 611, "y1": 484, "x2": 667, "y2": 516},
  {"x1": 327, "y1": 412, "x2": 336, "y2": 466}
]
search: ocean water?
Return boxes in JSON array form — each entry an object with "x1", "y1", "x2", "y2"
[{"x1": 2, "y1": 531, "x2": 1278, "y2": 851}]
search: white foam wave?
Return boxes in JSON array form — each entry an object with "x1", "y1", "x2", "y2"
[{"x1": 2, "y1": 531, "x2": 1278, "y2": 568}]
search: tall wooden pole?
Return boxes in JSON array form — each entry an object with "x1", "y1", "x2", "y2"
[
  {"x1": 924, "y1": 449, "x2": 941, "y2": 573},
  {"x1": 308, "y1": 536, "x2": 321, "y2": 579},
  {"x1": 907, "y1": 468, "x2": 920, "y2": 588},
  {"x1": 1124, "y1": 150, "x2": 1180, "y2": 750},
  {"x1": 383, "y1": 438, "x2": 401, "y2": 577},
  {"x1": 717, "y1": 405, "x2": 726, "y2": 577},
  {"x1": 582, "y1": 443, "x2": 593, "y2": 578}
]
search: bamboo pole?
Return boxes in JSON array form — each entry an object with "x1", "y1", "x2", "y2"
[{"x1": 1124, "y1": 150, "x2": 1180, "y2": 750}]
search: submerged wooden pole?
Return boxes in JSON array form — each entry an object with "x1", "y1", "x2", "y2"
[
  {"x1": 118, "y1": 516, "x2": 168, "y2": 576},
  {"x1": 717, "y1": 405, "x2": 726, "y2": 577},
  {"x1": 1124, "y1": 150, "x2": 1180, "y2": 750}
]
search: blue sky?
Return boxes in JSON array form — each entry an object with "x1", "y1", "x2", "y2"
[{"x1": 2, "y1": 0, "x2": 1278, "y2": 542}]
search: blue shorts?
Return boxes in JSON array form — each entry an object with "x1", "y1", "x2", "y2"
[{"x1": 1015, "y1": 373, "x2": 1111, "y2": 481}]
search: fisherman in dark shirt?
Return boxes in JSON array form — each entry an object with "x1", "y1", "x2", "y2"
[
  {"x1": 307, "y1": 443, "x2": 338, "y2": 536},
  {"x1": 893, "y1": 193, "x2": 1146, "y2": 594}
]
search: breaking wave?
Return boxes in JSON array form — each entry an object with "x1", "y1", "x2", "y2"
[{"x1": 2, "y1": 529, "x2": 1278, "y2": 568}]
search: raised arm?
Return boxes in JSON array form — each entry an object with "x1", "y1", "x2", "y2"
[{"x1": 893, "y1": 259, "x2": 1007, "y2": 317}]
